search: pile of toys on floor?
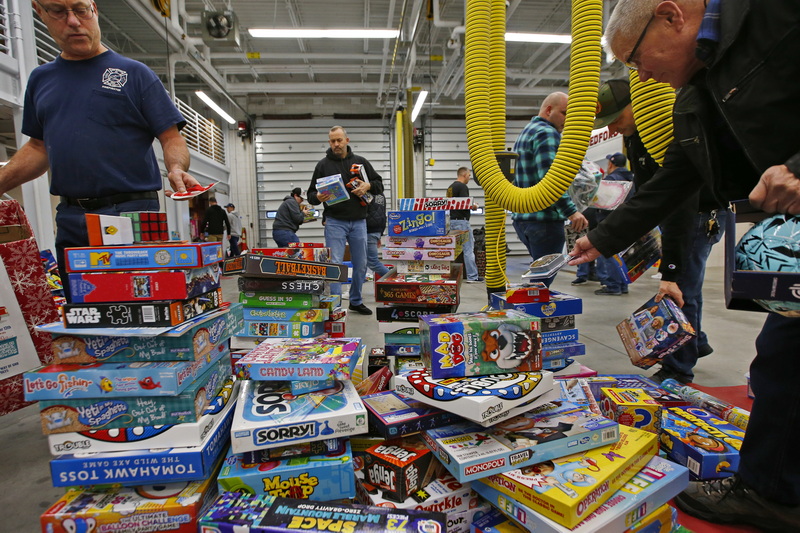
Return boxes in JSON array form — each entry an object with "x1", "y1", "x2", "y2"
[{"x1": 20, "y1": 206, "x2": 750, "y2": 532}]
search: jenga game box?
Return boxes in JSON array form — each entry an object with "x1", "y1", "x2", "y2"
[
  {"x1": 616, "y1": 296, "x2": 696, "y2": 369},
  {"x1": 419, "y1": 309, "x2": 542, "y2": 379},
  {"x1": 363, "y1": 436, "x2": 438, "y2": 503},
  {"x1": 599, "y1": 387, "x2": 663, "y2": 434}
]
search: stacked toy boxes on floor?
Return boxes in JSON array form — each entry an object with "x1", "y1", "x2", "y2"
[
  {"x1": 374, "y1": 197, "x2": 469, "y2": 375},
  {"x1": 30, "y1": 238, "x2": 242, "y2": 533}
]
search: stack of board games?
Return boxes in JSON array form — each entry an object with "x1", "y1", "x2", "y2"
[
  {"x1": 222, "y1": 251, "x2": 348, "y2": 344},
  {"x1": 491, "y1": 288, "x2": 585, "y2": 374}
]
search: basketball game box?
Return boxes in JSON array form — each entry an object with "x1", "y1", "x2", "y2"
[
  {"x1": 419, "y1": 309, "x2": 542, "y2": 379},
  {"x1": 362, "y1": 390, "x2": 462, "y2": 439},
  {"x1": 223, "y1": 253, "x2": 348, "y2": 281},
  {"x1": 234, "y1": 337, "x2": 362, "y2": 381},
  {"x1": 385, "y1": 229, "x2": 468, "y2": 249},
  {"x1": 422, "y1": 401, "x2": 620, "y2": 482},
  {"x1": 616, "y1": 296, "x2": 696, "y2": 369},
  {"x1": 230, "y1": 379, "x2": 368, "y2": 453},
  {"x1": 250, "y1": 247, "x2": 332, "y2": 262},
  {"x1": 387, "y1": 210, "x2": 449, "y2": 236},
  {"x1": 64, "y1": 242, "x2": 223, "y2": 272}
]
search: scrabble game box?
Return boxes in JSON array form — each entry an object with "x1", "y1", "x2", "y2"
[
  {"x1": 616, "y1": 296, "x2": 696, "y2": 369},
  {"x1": 65, "y1": 242, "x2": 223, "y2": 272},
  {"x1": 387, "y1": 210, "x2": 449, "y2": 237},
  {"x1": 362, "y1": 390, "x2": 462, "y2": 438},
  {"x1": 419, "y1": 309, "x2": 542, "y2": 379},
  {"x1": 234, "y1": 337, "x2": 362, "y2": 381}
]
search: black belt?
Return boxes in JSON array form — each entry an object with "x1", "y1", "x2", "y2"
[
  {"x1": 59, "y1": 191, "x2": 158, "y2": 210},
  {"x1": 451, "y1": 217, "x2": 468, "y2": 220}
]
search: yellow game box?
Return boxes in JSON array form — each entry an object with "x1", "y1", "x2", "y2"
[{"x1": 599, "y1": 387, "x2": 663, "y2": 434}]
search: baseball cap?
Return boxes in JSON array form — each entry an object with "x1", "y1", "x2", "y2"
[
  {"x1": 606, "y1": 152, "x2": 627, "y2": 167},
  {"x1": 291, "y1": 187, "x2": 303, "y2": 199},
  {"x1": 594, "y1": 79, "x2": 631, "y2": 129},
  {"x1": 224, "y1": 203, "x2": 235, "y2": 208}
]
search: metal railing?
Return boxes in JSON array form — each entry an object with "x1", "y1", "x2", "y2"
[{"x1": 174, "y1": 98, "x2": 227, "y2": 165}]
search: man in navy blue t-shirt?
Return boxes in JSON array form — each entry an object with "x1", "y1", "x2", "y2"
[{"x1": 0, "y1": 1, "x2": 199, "y2": 301}]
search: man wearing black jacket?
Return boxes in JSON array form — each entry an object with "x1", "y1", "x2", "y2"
[
  {"x1": 202, "y1": 197, "x2": 231, "y2": 243},
  {"x1": 307, "y1": 126, "x2": 384, "y2": 315},
  {"x1": 571, "y1": 0, "x2": 800, "y2": 529}
]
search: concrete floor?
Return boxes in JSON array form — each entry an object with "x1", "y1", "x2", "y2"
[{"x1": 0, "y1": 259, "x2": 765, "y2": 531}]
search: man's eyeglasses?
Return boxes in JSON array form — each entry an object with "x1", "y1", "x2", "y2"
[
  {"x1": 624, "y1": 15, "x2": 655, "y2": 70},
  {"x1": 36, "y1": 2, "x2": 95, "y2": 21}
]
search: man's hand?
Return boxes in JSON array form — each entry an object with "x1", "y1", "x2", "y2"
[
  {"x1": 351, "y1": 179, "x2": 371, "y2": 197},
  {"x1": 749, "y1": 164, "x2": 800, "y2": 214},
  {"x1": 567, "y1": 212, "x2": 589, "y2": 232},
  {"x1": 567, "y1": 235, "x2": 601, "y2": 265},
  {"x1": 656, "y1": 280, "x2": 684, "y2": 307},
  {"x1": 165, "y1": 169, "x2": 200, "y2": 196}
]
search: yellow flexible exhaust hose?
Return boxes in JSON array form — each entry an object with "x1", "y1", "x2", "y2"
[
  {"x1": 465, "y1": 0, "x2": 603, "y2": 292},
  {"x1": 629, "y1": 70, "x2": 676, "y2": 165}
]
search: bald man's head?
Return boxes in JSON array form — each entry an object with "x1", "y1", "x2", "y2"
[{"x1": 538, "y1": 92, "x2": 569, "y2": 133}]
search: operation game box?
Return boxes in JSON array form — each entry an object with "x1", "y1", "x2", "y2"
[
  {"x1": 362, "y1": 390, "x2": 462, "y2": 438},
  {"x1": 419, "y1": 309, "x2": 542, "y2": 379},
  {"x1": 230, "y1": 379, "x2": 368, "y2": 454},
  {"x1": 387, "y1": 210, "x2": 449, "y2": 236},
  {"x1": 234, "y1": 337, "x2": 362, "y2": 381},
  {"x1": 44, "y1": 304, "x2": 242, "y2": 363},
  {"x1": 223, "y1": 254, "x2": 348, "y2": 281},
  {"x1": 422, "y1": 401, "x2": 620, "y2": 482},
  {"x1": 24, "y1": 342, "x2": 228, "y2": 400},
  {"x1": 47, "y1": 378, "x2": 238, "y2": 455},
  {"x1": 67, "y1": 264, "x2": 221, "y2": 303},
  {"x1": 217, "y1": 441, "x2": 355, "y2": 500},
  {"x1": 65, "y1": 242, "x2": 223, "y2": 272},
  {"x1": 491, "y1": 291, "x2": 583, "y2": 318},
  {"x1": 38, "y1": 355, "x2": 230, "y2": 434}
]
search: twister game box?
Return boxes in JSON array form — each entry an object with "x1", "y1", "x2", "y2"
[
  {"x1": 616, "y1": 296, "x2": 695, "y2": 369},
  {"x1": 234, "y1": 337, "x2": 362, "y2": 381},
  {"x1": 230, "y1": 379, "x2": 368, "y2": 454},
  {"x1": 660, "y1": 406, "x2": 744, "y2": 480},
  {"x1": 419, "y1": 310, "x2": 542, "y2": 379}
]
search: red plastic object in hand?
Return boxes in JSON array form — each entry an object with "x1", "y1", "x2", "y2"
[{"x1": 169, "y1": 183, "x2": 217, "y2": 200}]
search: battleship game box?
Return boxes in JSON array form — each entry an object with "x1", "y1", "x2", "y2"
[
  {"x1": 397, "y1": 197, "x2": 473, "y2": 211},
  {"x1": 387, "y1": 210, "x2": 449, "y2": 237},
  {"x1": 422, "y1": 401, "x2": 620, "y2": 482},
  {"x1": 243, "y1": 320, "x2": 325, "y2": 338},
  {"x1": 472, "y1": 455, "x2": 688, "y2": 533},
  {"x1": 65, "y1": 242, "x2": 223, "y2": 272},
  {"x1": 38, "y1": 355, "x2": 230, "y2": 434},
  {"x1": 237, "y1": 277, "x2": 328, "y2": 294},
  {"x1": 660, "y1": 406, "x2": 744, "y2": 480},
  {"x1": 223, "y1": 253, "x2": 348, "y2": 281},
  {"x1": 46, "y1": 378, "x2": 238, "y2": 455},
  {"x1": 376, "y1": 304, "x2": 457, "y2": 322},
  {"x1": 362, "y1": 390, "x2": 462, "y2": 438},
  {"x1": 62, "y1": 287, "x2": 223, "y2": 328},
  {"x1": 197, "y1": 494, "x2": 447, "y2": 533},
  {"x1": 242, "y1": 307, "x2": 328, "y2": 322},
  {"x1": 235, "y1": 337, "x2": 362, "y2": 381},
  {"x1": 217, "y1": 441, "x2": 355, "y2": 500},
  {"x1": 616, "y1": 296, "x2": 696, "y2": 369},
  {"x1": 24, "y1": 342, "x2": 227, "y2": 400},
  {"x1": 419, "y1": 309, "x2": 542, "y2": 379},
  {"x1": 480, "y1": 425, "x2": 658, "y2": 528},
  {"x1": 393, "y1": 369, "x2": 554, "y2": 425},
  {"x1": 385, "y1": 230, "x2": 468, "y2": 249},
  {"x1": 44, "y1": 304, "x2": 242, "y2": 364},
  {"x1": 599, "y1": 387, "x2": 663, "y2": 434},
  {"x1": 230, "y1": 379, "x2": 368, "y2": 453},
  {"x1": 491, "y1": 291, "x2": 583, "y2": 318},
  {"x1": 48, "y1": 388, "x2": 234, "y2": 487},
  {"x1": 363, "y1": 436, "x2": 437, "y2": 502},
  {"x1": 67, "y1": 264, "x2": 221, "y2": 303}
]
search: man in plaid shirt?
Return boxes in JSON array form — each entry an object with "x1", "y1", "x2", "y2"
[{"x1": 512, "y1": 92, "x2": 588, "y2": 286}]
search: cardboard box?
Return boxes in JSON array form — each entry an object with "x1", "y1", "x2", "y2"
[
  {"x1": 239, "y1": 438, "x2": 346, "y2": 465},
  {"x1": 660, "y1": 406, "x2": 744, "y2": 480},
  {"x1": 542, "y1": 328, "x2": 579, "y2": 345},
  {"x1": 541, "y1": 342, "x2": 585, "y2": 360},
  {"x1": 242, "y1": 320, "x2": 325, "y2": 338},
  {"x1": 234, "y1": 337, "x2": 362, "y2": 381},
  {"x1": 395, "y1": 260, "x2": 452, "y2": 274},
  {"x1": 393, "y1": 369, "x2": 555, "y2": 427},
  {"x1": 44, "y1": 304, "x2": 242, "y2": 363},
  {"x1": 24, "y1": 342, "x2": 228, "y2": 400},
  {"x1": 217, "y1": 442, "x2": 355, "y2": 500},
  {"x1": 616, "y1": 296, "x2": 696, "y2": 369},
  {"x1": 239, "y1": 292, "x2": 320, "y2": 308},
  {"x1": 47, "y1": 378, "x2": 238, "y2": 455},
  {"x1": 481, "y1": 425, "x2": 658, "y2": 528},
  {"x1": 237, "y1": 277, "x2": 328, "y2": 294},
  {"x1": 540, "y1": 314, "x2": 577, "y2": 332},
  {"x1": 384, "y1": 343, "x2": 422, "y2": 356},
  {"x1": 198, "y1": 494, "x2": 447, "y2": 533},
  {"x1": 385, "y1": 230, "x2": 468, "y2": 249},
  {"x1": 491, "y1": 290, "x2": 583, "y2": 317},
  {"x1": 38, "y1": 355, "x2": 230, "y2": 434},
  {"x1": 363, "y1": 436, "x2": 437, "y2": 502},
  {"x1": 397, "y1": 197, "x2": 474, "y2": 211},
  {"x1": 388, "y1": 210, "x2": 449, "y2": 236},
  {"x1": 355, "y1": 469, "x2": 476, "y2": 515},
  {"x1": 251, "y1": 247, "x2": 332, "y2": 262},
  {"x1": 375, "y1": 266, "x2": 462, "y2": 305},
  {"x1": 599, "y1": 388, "x2": 663, "y2": 433},
  {"x1": 422, "y1": 402, "x2": 620, "y2": 482},
  {"x1": 120, "y1": 211, "x2": 169, "y2": 242},
  {"x1": 85, "y1": 213, "x2": 134, "y2": 245},
  {"x1": 0, "y1": 224, "x2": 30, "y2": 243},
  {"x1": 613, "y1": 227, "x2": 662, "y2": 283},
  {"x1": 381, "y1": 247, "x2": 461, "y2": 261},
  {"x1": 555, "y1": 378, "x2": 602, "y2": 415},
  {"x1": 419, "y1": 309, "x2": 542, "y2": 378},
  {"x1": 241, "y1": 307, "x2": 328, "y2": 321},
  {"x1": 49, "y1": 389, "x2": 234, "y2": 487},
  {"x1": 504, "y1": 282, "x2": 550, "y2": 303},
  {"x1": 41, "y1": 459, "x2": 222, "y2": 533},
  {"x1": 315, "y1": 173, "x2": 349, "y2": 205},
  {"x1": 362, "y1": 390, "x2": 462, "y2": 439},
  {"x1": 223, "y1": 253, "x2": 348, "y2": 281},
  {"x1": 67, "y1": 264, "x2": 221, "y2": 303},
  {"x1": 230, "y1": 379, "x2": 368, "y2": 453},
  {"x1": 65, "y1": 242, "x2": 223, "y2": 272},
  {"x1": 376, "y1": 304, "x2": 457, "y2": 322}
]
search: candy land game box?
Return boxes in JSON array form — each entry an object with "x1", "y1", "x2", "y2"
[
  {"x1": 234, "y1": 337, "x2": 362, "y2": 381},
  {"x1": 419, "y1": 309, "x2": 542, "y2": 379},
  {"x1": 616, "y1": 296, "x2": 695, "y2": 369}
]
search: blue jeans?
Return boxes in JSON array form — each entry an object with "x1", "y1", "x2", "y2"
[
  {"x1": 273, "y1": 229, "x2": 299, "y2": 247},
  {"x1": 367, "y1": 232, "x2": 389, "y2": 278},
  {"x1": 739, "y1": 313, "x2": 800, "y2": 505},
  {"x1": 229, "y1": 235, "x2": 240, "y2": 256},
  {"x1": 597, "y1": 254, "x2": 628, "y2": 293},
  {"x1": 450, "y1": 219, "x2": 479, "y2": 281},
  {"x1": 56, "y1": 198, "x2": 159, "y2": 303},
  {"x1": 512, "y1": 219, "x2": 566, "y2": 287},
  {"x1": 325, "y1": 217, "x2": 368, "y2": 305},
  {"x1": 660, "y1": 210, "x2": 727, "y2": 381}
]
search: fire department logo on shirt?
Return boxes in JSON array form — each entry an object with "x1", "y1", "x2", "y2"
[{"x1": 102, "y1": 68, "x2": 128, "y2": 89}]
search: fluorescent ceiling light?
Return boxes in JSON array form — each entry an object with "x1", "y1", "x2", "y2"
[
  {"x1": 505, "y1": 32, "x2": 571, "y2": 44},
  {"x1": 195, "y1": 90, "x2": 235, "y2": 124},
  {"x1": 249, "y1": 28, "x2": 399, "y2": 39},
  {"x1": 410, "y1": 90, "x2": 429, "y2": 122}
]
